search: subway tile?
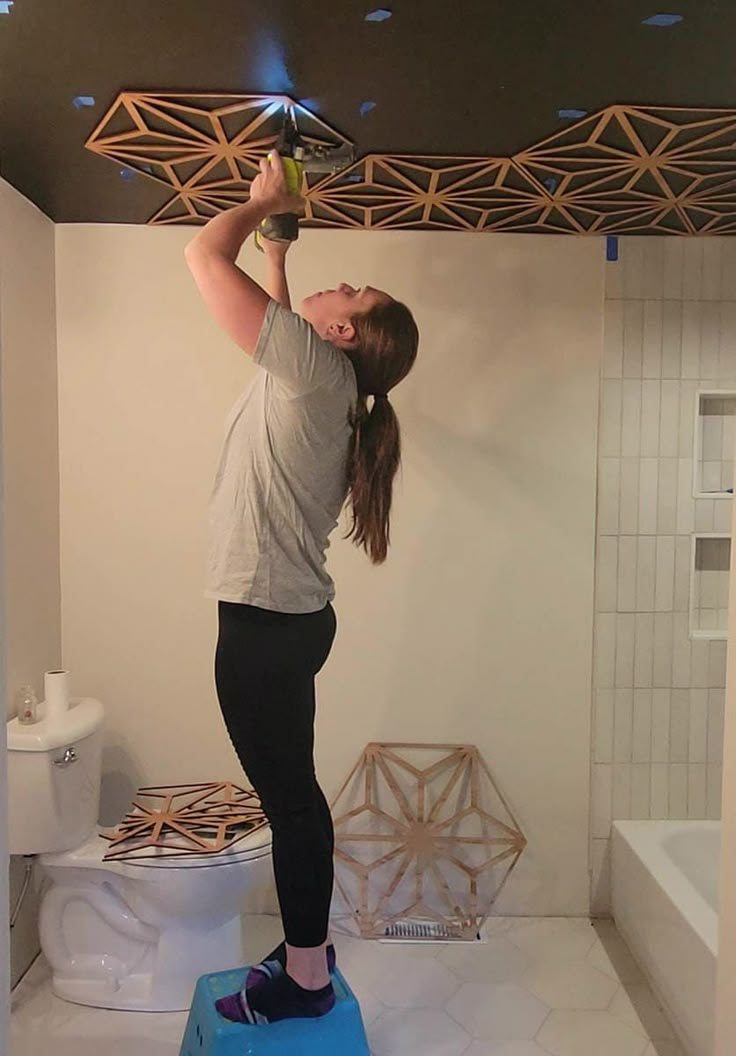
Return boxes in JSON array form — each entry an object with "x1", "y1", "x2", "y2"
[
  {"x1": 718, "y1": 304, "x2": 736, "y2": 377},
  {"x1": 688, "y1": 765, "x2": 707, "y2": 818},
  {"x1": 707, "y1": 689, "x2": 725, "y2": 762},
  {"x1": 695, "y1": 498, "x2": 716, "y2": 532},
  {"x1": 642, "y1": 300, "x2": 663, "y2": 377},
  {"x1": 621, "y1": 381, "x2": 643, "y2": 455},
  {"x1": 681, "y1": 302, "x2": 702, "y2": 378},
  {"x1": 632, "y1": 689, "x2": 653, "y2": 763},
  {"x1": 683, "y1": 239, "x2": 704, "y2": 300},
  {"x1": 688, "y1": 689, "x2": 708, "y2": 762},
  {"x1": 706, "y1": 764, "x2": 723, "y2": 819},
  {"x1": 690, "y1": 638, "x2": 711, "y2": 689},
  {"x1": 594, "y1": 612, "x2": 617, "y2": 688},
  {"x1": 669, "y1": 689, "x2": 690, "y2": 762},
  {"x1": 700, "y1": 303, "x2": 720, "y2": 376},
  {"x1": 617, "y1": 536, "x2": 638, "y2": 611},
  {"x1": 661, "y1": 301, "x2": 683, "y2": 377},
  {"x1": 672, "y1": 613, "x2": 692, "y2": 687},
  {"x1": 614, "y1": 688, "x2": 634, "y2": 762},
  {"x1": 619, "y1": 458, "x2": 640, "y2": 533},
  {"x1": 595, "y1": 535, "x2": 618, "y2": 612},
  {"x1": 708, "y1": 640, "x2": 727, "y2": 688},
  {"x1": 642, "y1": 238, "x2": 666, "y2": 300},
  {"x1": 721, "y1": 237, "x2": 736, "y2": 301},
  {"x1": 650, "y1": 763, "x2": 670, "y2": 816},
  {"x1": 676, "y1": 459, "x2": 695, "y2": 533},
  {"x1": 658, "y1": 381, "x2": 681, "y2": 456},
  {"x1": 597, "y1": 459, "x2": 621, "y2": 534},
  {"x1": 603, "y1": 299, "x2": 624, "y2": 377},
  {"x1": 594, "y1": 689, "x2": 615, "y2": 762},
  {"x1": 678, "y1": 380, "x2": 698, "y2": 457},
  {"x1": 653, "y1": 613, "x2": 674, "y2": 686},
  {"x1": 590, "y1": 837, "x2": 612, "y2": 916},
  {"x1": 703, "y1": 239, "x2": 723, "y2": 301},
  {"x1": 623, "y1": 300, "x2": 644, "y2": 377},
  {"x1": 635, "y1": 536, "x2": 656, "y2": 610},
  {"x1": 633, "y1": 612, "x2": 654, "y2": 687},
  {"x1": 612, "y1": 763, "x2": 632, "y2": 819},
  {"x1": 623, "y1": 238, "x2": 647, "y2": 300},
  {"x1": 669, "y1": 764, "x2": 689, "y2": 817},
  {"x1": 615, "y1": 613, "x2": 636, "y2": 687},
  {"x1": 656, "y1": 458, "x2": 678, "y2": 532},
  {"x1": 631, "y1": 763, "x2": 652, "y2": 818},
  {"x1": 663, "y1": 238, "x2": 685, "y2": 300},
  {"x1": 651, "y1": 689, "x2": 671, "y2": 761},
  {"x1": 654, "y1": 536, "x2": 675, "y2": 611},
  {"x1": 640, "y1": 382, "x2": 661, "y2": 457},
  {"x1": 673, "y1": 535, "x2": 691, "y2": 612},
  {"x1": 638, "y1": 459, "x2": 659, "y2": 534}
]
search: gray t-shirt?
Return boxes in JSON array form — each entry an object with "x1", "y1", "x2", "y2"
[{"x1": 205, "y1": 298, "x2": 358, "y2": 613}]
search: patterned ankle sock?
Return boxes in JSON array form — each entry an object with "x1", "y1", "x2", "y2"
[
  {"x1": 263, "y1": 939, "x2": 337, "y2": 974},
  {"x1": 215, "y1": 959, "x2": 335, "y2": 1025}
]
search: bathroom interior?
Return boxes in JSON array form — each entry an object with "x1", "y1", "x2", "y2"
[{"x1": 3, "y1": 3, "x2": 736, "y2": 1056}]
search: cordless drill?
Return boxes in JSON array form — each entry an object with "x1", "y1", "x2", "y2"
[{"x1": 254, "y1": 105, "x2": 356, "y2": 252}]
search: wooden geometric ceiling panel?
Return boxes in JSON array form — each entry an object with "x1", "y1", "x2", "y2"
[
  {"x1": 329, "y1": 742, "x2": 527, "y2": 941},
  {"x1": 86, "y1": 94, "x2": 736, "y2": 235}
]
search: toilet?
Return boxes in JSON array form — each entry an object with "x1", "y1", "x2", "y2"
[{"x1": 7, "y1": 696, "x2": 275, "y2": 1012}]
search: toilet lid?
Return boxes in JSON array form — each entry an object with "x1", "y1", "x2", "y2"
[{"x1": 41, "y1": 823, "x2": 272, "y2": 874}]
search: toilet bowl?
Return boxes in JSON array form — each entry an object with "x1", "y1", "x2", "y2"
[
  {"x1": 38, "y1": 821, "x2": 274, "y2": 1011},
  {"x1": 7, "y1": 694, "x2": 277, "y2": 1012}
]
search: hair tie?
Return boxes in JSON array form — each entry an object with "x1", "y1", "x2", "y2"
[{"x1": 373, "y1": 393, "x2": 388, "y2": 401}]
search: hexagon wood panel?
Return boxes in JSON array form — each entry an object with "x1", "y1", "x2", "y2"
[
  {"x1": 329, "y1": 743, "x2": 527, "y2": 940},
  {"x1": 85, "y1": 94, "x2": 736, "y2": 234},
  {"x1": 99, "y1": 781, "x2": 268, "y2": 862}
]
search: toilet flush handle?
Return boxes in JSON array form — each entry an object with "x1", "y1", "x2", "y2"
[{"x1": 53, "y1": 747, "x2": 77, "y2": 768}]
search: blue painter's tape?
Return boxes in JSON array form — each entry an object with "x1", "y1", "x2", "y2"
[
  {"x1": 558, "y1": 109, "x2": 588, "y2": 120},
  {"x1": 72, "y1": 96, "x2": 96, "y2": 110},
  {"x1": 642, "y1": 13, "x2": 683, "y2": 25},
  {"x1": 606, "y1": 236, "x2": 619, "y2": 262},
  {"x1": 119, "y1": 168, "x2": 136, "y2": 182},
  {"x1": 0, "y1": 2, "x2": 14, "y2": 13},
  {"x1": 345, "y1": 174, "x2": 363, "y2": 183},
  {"x1": 365, "y1": 8, "x2": 392, "y2": 22},
  {"x1": 544, "y1": 176, "x2": 559, "y2": 193},
  {"x1": 360, "y1": 101, "x2": 377, "y2": 116}
]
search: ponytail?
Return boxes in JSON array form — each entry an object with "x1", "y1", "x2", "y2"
[{"x1": 343, "y1": 300, "x2": 419, "y2": 564}]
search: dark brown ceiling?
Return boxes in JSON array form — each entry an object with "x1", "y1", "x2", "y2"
[{"x1": 1, "y1": 0, "x2": 734, "y2": 225}]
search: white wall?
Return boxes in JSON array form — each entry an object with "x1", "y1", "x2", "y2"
[
  {"x1": 55, "y1": 224, "x2": 603, "y2": 914},
  {"x1": 0, "y1": 179, "x2": 60, "y2": 1028}
]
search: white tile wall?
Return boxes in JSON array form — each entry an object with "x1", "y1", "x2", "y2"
[{"x1": 591, "y1": 236, "x2": 736, "y2": 915}]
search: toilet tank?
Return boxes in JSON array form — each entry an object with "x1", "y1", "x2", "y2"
[{"x1": 7, "y1": 697, "x2": 104, "y2": 855}]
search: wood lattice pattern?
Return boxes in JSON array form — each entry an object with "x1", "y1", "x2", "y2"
[
  {"x1": 99, "y1": 781, "x2": 268, "y2": 862},
  {"x1": 85, "y1": 94, "x2": 736, "y2": 234},
  {"x1": 329, "y1": 742, "x2": 527, "y2": 940}
]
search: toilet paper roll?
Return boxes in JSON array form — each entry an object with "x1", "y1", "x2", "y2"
[{"x1": 44, "y1": 669, "x2": 70, "y2": 718}]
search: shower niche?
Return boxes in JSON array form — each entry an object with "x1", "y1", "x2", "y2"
[
  {"x1": 690, "y1": 534, "x2": 731, "y2": 639},
  {"x1": 693, "y1": 391, "x2": 736, "y2": 498}
]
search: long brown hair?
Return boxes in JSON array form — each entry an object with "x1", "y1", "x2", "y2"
[{"x1": 343, "y1": 299, "x2": 419, "y2": 564}]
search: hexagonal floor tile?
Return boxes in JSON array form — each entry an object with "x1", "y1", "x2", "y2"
[
  {"x1": 462, "y1": 1043, "x2": 555, "y2": 1056},
  {"x1": 368, "y1": 1007, "x2": 472, "y2": 1056},
  {"x1": 537, "y1": 1009, "x2": 650, "y2": 1056},
  {"x1": 437, "y1": 935, "x2": 530, "y2": 983},
  {"x1": 608, "y1": 984, "x2": 677, "y2": 1041},
  {"x1": 445, "y1": 981, "x2": 549, "y2": 1040},
  {"x1": 368, "y1": 955, "x2": 461, "y2": 1009},
  {"x1": 506, "y1": 918, "x2": 598, "y2": 963},
  {"x1": 521, "y1": 958, "x2": 620, "y2": 1009}
]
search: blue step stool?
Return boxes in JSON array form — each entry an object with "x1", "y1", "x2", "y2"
[{"x1": 178, "y1": 964, "x2": 370, "y2": 1056}]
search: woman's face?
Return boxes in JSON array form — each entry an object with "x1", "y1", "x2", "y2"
[{"x1": 300, "y1": 283, "x2": 392, "y2": 343}]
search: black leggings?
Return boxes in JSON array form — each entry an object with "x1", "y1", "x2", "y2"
[{"x1": 214, "y1": 599, "x2": 337, "y2": 948}]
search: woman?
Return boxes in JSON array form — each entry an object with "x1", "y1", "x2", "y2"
[{"x1": 185, "y1": 151, "x2": 419, "y2": 1025}]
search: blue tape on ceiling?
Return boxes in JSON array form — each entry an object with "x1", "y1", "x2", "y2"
[
  {"x1": 559, "y1": 109, "x2": 588, "y2": 120},
  {"x1": 544, "y1": 177, "x2": 559, "y2": 193},
  {"x1": 365, "y1": 9, "x2": 392, "y2": 21},
  {"x1": 360, "y1": 101, "x2": 377, "y2": 116},
  {"x1": 119, "y1": 168, "x2": 136, "y2": 182},
  {"x1": 642, "y1": 13, "x2": 683, "y2": 25},
  {"x1": 606, "y1": 236, "x2": 619, "y2": 262},
  {"x1": 0, "y1": 2, "x2": 14, "y2": 13},
  {"x1": 72, "y1": 96, "x2": 96, "y2": 109}
]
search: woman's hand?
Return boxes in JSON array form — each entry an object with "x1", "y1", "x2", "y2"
[{"x1": 249, "y1": 150, "x2": 306, "y2": 217}]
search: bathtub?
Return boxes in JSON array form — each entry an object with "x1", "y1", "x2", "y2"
[{"x1": 611, "y1": 820, "x2": 720, "y2": 1056}]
